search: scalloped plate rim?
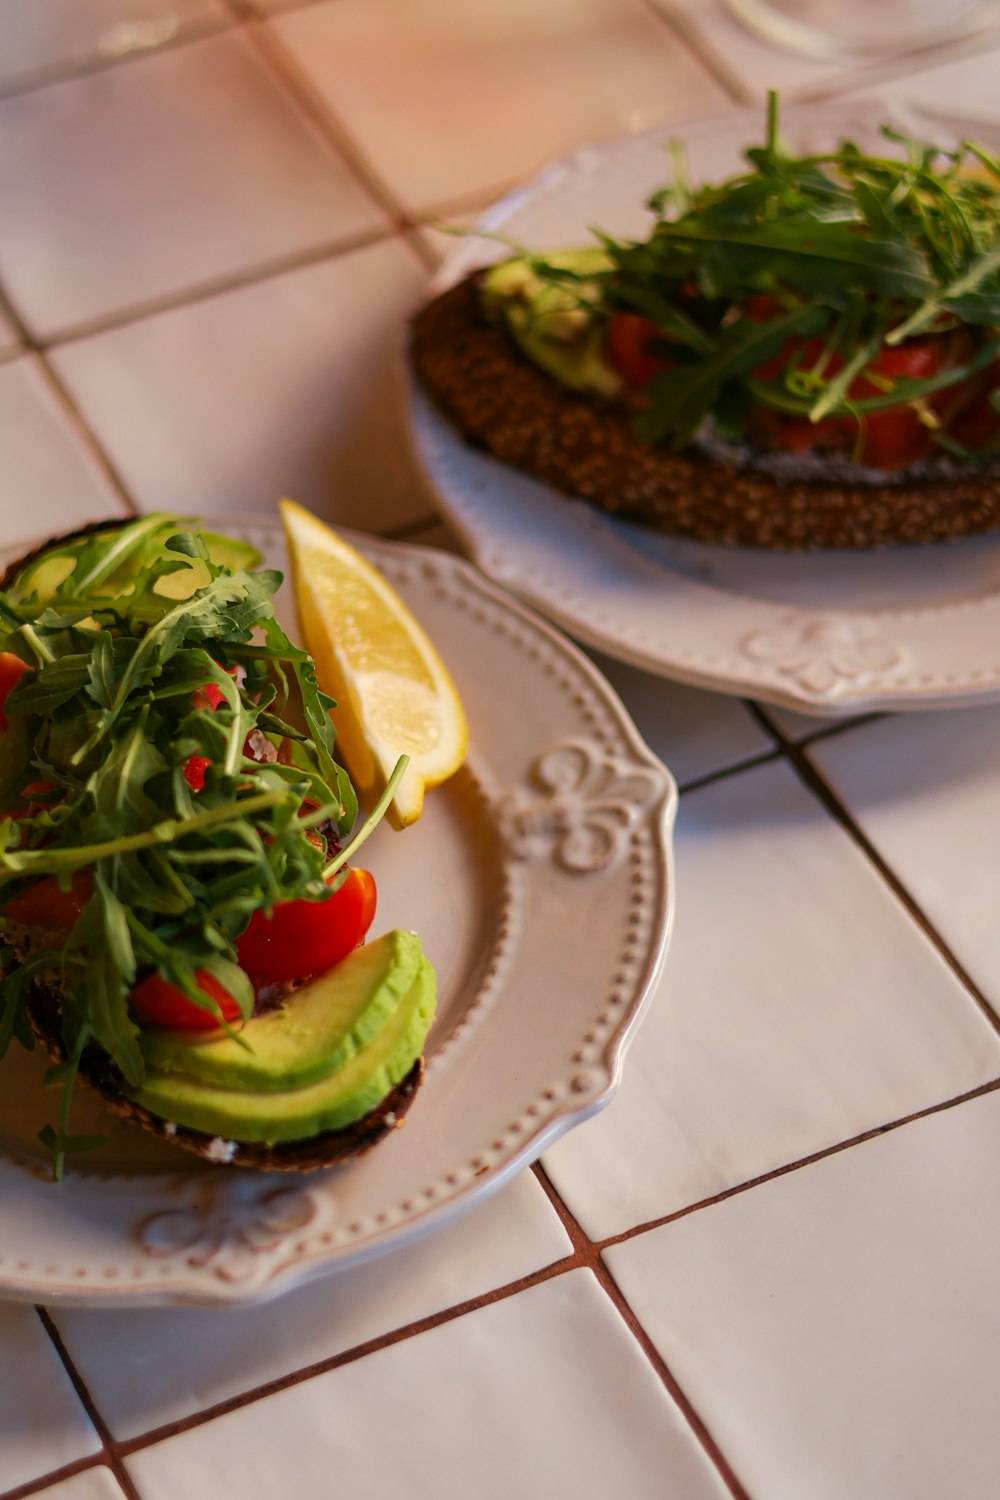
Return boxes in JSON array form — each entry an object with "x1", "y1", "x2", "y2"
[{"x1": 0, "y1": 516, "x2": 676, "y2": 1307}]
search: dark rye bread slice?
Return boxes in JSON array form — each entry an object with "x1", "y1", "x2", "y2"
[
  {"x1": 410, "y1": 272, "x2": 1000, "y2": 551},
  {"x1": 1, "y1": 522, "x2": 425, "y2": 1173}
]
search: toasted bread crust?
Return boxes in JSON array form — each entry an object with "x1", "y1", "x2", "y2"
[{"x1": 410, "y1": 273, "x2": 1000, "y2": 550}]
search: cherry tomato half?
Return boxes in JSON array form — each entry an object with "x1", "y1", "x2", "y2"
[
  {"x1": 130, "y1": 969, "x2": 243, "y2": 1031},
  {"x1": 851, "y1": 343, "x2": 945, "y2": 471},
  {"x1": 4, "y1": 872, "x2": 93, "y2": 931},
  {"x1": 604, "y1": 313, "x2": 674, "y2": 389},
  {"x1": 192, "y1": 681, "x2": 226, "y2": 712},
  {"x1": 751, "y1": 330, "x2": 957, "y2": 471},
  {"x1": 236, "y1": 868, "x2": 377, "y2": 985},
  {"x1": 183, "y1": 754, "x2": 212, "y2": 792},
  {"x1": 0, "y1": 653, "x2": 29, "y2": 733}
]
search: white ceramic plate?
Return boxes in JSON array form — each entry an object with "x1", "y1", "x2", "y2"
[
  {"x1": 408, "y1": 99, "x2": 1000, "y2": 717},
  {"x1": 0, "y1": 519, "x2": 676, "y2": 1307}
]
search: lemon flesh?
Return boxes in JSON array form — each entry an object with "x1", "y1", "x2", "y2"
[{"x1": 280, "y1": 499, "x2": 468, "y2": 828}]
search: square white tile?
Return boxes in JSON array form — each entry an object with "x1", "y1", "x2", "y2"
[
  {"x1": 125, "y1": 1271, "x2": 732, "y2": 1500},
  {"x1": 542, "y1": 756, "x2": 1000, "y2": 1239},
  {"x1": 606, "y1": 1087, "x2": 1000, "y2": 1500},
  {"x1": 51, "y1": 1172, "x2": 571, "y2": 1442},
  {"x1": 0, "y1": 1304, "x2": 100, "y2": 1491},
  {"x1": 30, "y1": 1469, "x2": 127, "y2": 1500},
  {"x1": 0, "y1": 29, "x2": 385, "y2": 339},
  {"x1": 270, "y1": 0, "x2": 730, "y2": 210},
  {"x1": 810, "y1": 706, "x2": 1000, "y2": 1008},
  {"x1": 0, "y1": 0, "x2": 229, "y2": 93},
  {"x1": 0, "y1": 355, "x2": 127, "y2": 550},
  {"x1": 50, "y1": 239, "x2": 432, "y2": 531}
]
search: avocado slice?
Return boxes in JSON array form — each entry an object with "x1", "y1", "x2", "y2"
[
  {"x1": 482, "y1": 248, "x2": 622, "y2": 398},
  {"x1": 139, "y1": 929, "x2": 423, "y2": 1092},
  {"x1": 7, "y1": 515, "x2": 262, "y2": 607},
  {"x1": 127, "y1": 955, "x2": 436, "y2": 1145}
]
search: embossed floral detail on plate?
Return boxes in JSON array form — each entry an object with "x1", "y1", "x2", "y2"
[
  {"x1": 742, "y1": 616, "x2": 903, "y2": 695},
  {"x1": 137, "y1": 1177, "x2": 318, "y2": 1283},
  {"x1": 499, "y1": 739, "x2": 662, "y2": 873}
]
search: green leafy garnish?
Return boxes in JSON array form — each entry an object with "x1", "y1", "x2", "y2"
[
  {"x1": 0, "y1": 514, "x2": 388, "y2": 1178},
  {"x1": 490, "y1": 94, "x2": 1000, "y2": 456}
]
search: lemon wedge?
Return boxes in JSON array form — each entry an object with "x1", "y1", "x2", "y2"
[{"x1": 280, "y1": 499, "x2": 468, "y2": 829}]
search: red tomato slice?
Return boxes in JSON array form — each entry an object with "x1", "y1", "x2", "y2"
[
  {"x1": 4, "y1": 872, "x2": 93, "y2": 930},
  {"x1": 851, "y1": 342, "x2": 945, "y2": 470},
  {"x1": 0, "y1": 653, "x2": 29, "y2": 733},
  {"x1": 236, "y1": 868, "x2": 377, "y2": 985},
  {"x1": 605, "y1": 313, "x2": 673, "y2": 388},
  {"x1": 753, "y1": 333, "x2": 953, "y2": 471},
  {"x1": 192, "y1": 681, "x2": 226, "y2": 712},
  {"x1": 183, "y1": 754, "x2": 212, "y2": 792},
  {"x1": 130, "y1": 969, "x2": 243, "y2": 1031}
]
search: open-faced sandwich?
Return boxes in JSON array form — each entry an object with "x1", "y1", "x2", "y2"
[
  {"x1": 0, "y1": 514, "x2": 436, "y2": 1176},
  {"x1": 411, "y1": 96, "x2": 1000, "y2": 549}
]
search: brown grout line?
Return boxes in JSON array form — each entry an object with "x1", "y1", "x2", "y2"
[
  {"x1": 238, "y1": 15, "x2": 414, "y2": 234},
  {"x1": 238, "y1": 9, "x2": 565, "y2": 285},
  {"x1": 28, "y1": 358, "x2": 138, "y2": 520},
  {"x1": 638, "y1": 0, "x2": 755, "y2": 105},
  {"x1": 0, "y1": 18, "x2": 237, "y2": 106},
  {"x1": 744, "y1": 699, "x2": 1000, "y2": 1034},
  {"x1": 108, "y1": 1253, "x2": 583, "y2": 1457},
  {"x1": 785, "y1": 739, "x2": 1000, "y2": 1034},
  {"x1": 241, "y1": 4, "x2": 565, "y2": 259},
  {"x1": 749, "y1": 699, "x2": 887, "y2": 749},
  {"x1": 42, "y1": 223, "x2": 401, "y2": 351},
  {"x1": 595, "y1": 1258, "x2": 755, "y2": 1500},
  {"x1": 33, "y1": 1308, "x2": 144, "y2": 1500},
  {"x1": 599, "y1": 1073, "x2": 1000, "y2": 1255},
  {"x1": 531, "y1": 1164, "x2": 753, "y2": 1500},
  {"x1": 0, "y1": 281, "x2": 137, "y2": 518},
  {"x1": 0, "y1": 1455, "x2": 109, "y2": 1500},
  {"x1": 676, "y1": 743, "x2": 783, "y2": 796}
]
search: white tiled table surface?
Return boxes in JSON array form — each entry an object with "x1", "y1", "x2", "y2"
[{"x1": 4, "y1": 4, "x2": 1000, "y2": 1499}]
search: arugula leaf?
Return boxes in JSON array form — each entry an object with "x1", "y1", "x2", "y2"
[
  {"x1": 0, "y1": 514, "x2": 382, "y2": 1176},
  {"x1": 489, "y1": 93, "x2": 1000, "y2": 452},
  {"x1": 638, "y1": 300, "x2": 826, "y2": 445}
]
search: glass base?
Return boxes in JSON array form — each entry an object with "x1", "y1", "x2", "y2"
[{"x1": 723, "y1": 0, "x2": 1000, "y2": 59}]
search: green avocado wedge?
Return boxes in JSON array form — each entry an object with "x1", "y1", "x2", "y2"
[
  {"x1": 127, "y1": 956, "x2": 436, "y2": 1145},
  {"x1": 6, "y1": 513, "x2": 262, "y2": 607},
  {"x1": 138, "y1": 930, "x2": 423, "y2": 1092},
  {"x1": 482, "y1": 248, "x2": 621, "y2": 398}
]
